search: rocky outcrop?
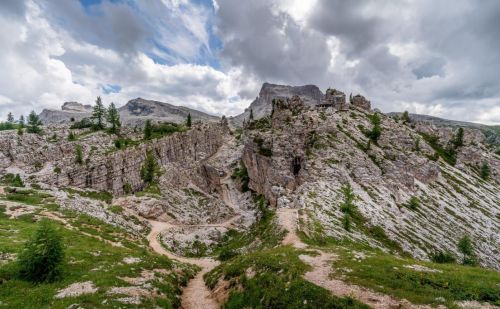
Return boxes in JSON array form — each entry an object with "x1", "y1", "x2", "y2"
[
  {"x1": 62, "y1": 102, "x2": 92, "y2": 112},
  {"x1": 352, "y1": 94, "x2": 371, "y2": 110},
  {"x1": 0, "y1": 123, "x2": 228, "y2": 196},
  {"x1": 231, "y1": 83, "x2": 324, "y2": 125},
  {"x1": 60, "y1": 124, "x2": 226, "y2": 195},
  {"x1": 239, "y1": 92, "x2": 500, "y2": 269}
]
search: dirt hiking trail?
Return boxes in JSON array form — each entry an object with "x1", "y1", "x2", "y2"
[{"x1": 276, "y1": 208, "x2": 431, "y2": 309}]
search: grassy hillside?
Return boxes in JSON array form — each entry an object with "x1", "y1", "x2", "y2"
[{"x1": 0, "y1": 188, "x2": 196, "y2": 308}]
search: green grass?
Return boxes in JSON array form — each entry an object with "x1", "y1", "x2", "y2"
[
  {"x1": 0, "y1": 202, "x2": 195, "y2": 308},
  {"x1": 211, "y1": 196, "x2": 285, "y2": 260},
  {"x1": 62, "y1": 188, "x2": 113, "y2": 204},
  {"x1": 205, "y1": 246, "x2": 369, "y2": 309},
  {"x1": 420, "y1": 132, "x2": 457, "y2": 166},
  {"x1": 3, "y1": 188, "x2": 53, "y2": 205},
  {"x1": 107, "y1": 205, "x2": 123, "y2": 214},
  {"x1": 331, "y1": 246, "x2": 500, "y2": 307},
  {"x1": 149, "y1": 122, "x2": 188, "y2": 139}
]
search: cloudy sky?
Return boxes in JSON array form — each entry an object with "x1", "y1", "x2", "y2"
[{"x1": 1, "y1": 0, "x2": 499, "y2": 124}]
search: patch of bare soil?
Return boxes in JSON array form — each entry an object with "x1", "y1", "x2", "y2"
[
  {"x1": 55, "y1": 281, "x2": 98, "y2": 299},
  {"x1": 276, "y1": 208, "x2": 306, "y2": 248}
]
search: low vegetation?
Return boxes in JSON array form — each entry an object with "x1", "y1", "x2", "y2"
[
  {"x1": 62, "y1": 187, "x2": 113, "y2": 204},
  {"x1": 331, "y1": 245, "x2": 500, "y2": 307},
  {"x1": 205, "y1": 246, "x2": 369, "y2": 309},
  {"x1": 17, "y1": 219, "x2": 64, "y2": 282},
  {"x1": 0, "y1": 198, "x2": 195, "y2": 308}
]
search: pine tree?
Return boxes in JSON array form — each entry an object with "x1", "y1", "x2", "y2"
[
  {"x1": 106, "y1": 102, "x2": 121, "y2": 134},
  {"x1": 18, "y1": 219, "x2": 64, "y2": 282},
  {"x1": 349, "y1": 93, "x2": 353, "y2": 104},
  {"x1": 17, "y1": 126, "x2": 23, "y2": 135},
  {"x1": 453, "y1": 128, "x2": 464, "y2": 147},
  {"x1": 68, "y1": 131, "x2": 76, "y2": 141},
  {"x1": 26, "y1": 111, "x2": 42, "y2": 134},
  {"x1": 75, "y1": 145, "x2": 83, "y2": 164},
  {"x1": 457, "y1": 235, "x2": 477, "y2": 265},
  {"x1": 480, "y1": 162, "x2": 490, "y2": 180},
  {"x1": 19, "y1": 115, "x2": 25, "y2": 128},
  {"x1": 140, "y1": 150, "x2": 160, "y2": 184},
  {"x1": 144, "y1": 120, "x2": 152, "y2": 140},
  {"x1": 186, "y1": 113, "x2": 192, "y2": 128},
  {"x1": 7, "y1": 112, "x2": 14, "y2": 123},
  {"x1": 91, "y1": 96, "x2": 106, "y2": 130},
  {"x1": 249, "y1": 108, "x2": 254, "y2": 121},
  {"x1": 402, "y1": 111, "x2": 411, "y2": 124}
]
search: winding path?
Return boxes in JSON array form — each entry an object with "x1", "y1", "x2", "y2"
[
  {"x1": 146, "y1": 175, "x2": 242, "y2": 309},
  {"x1": 147, "y1": 220, "x2": 219, "y2": 309},
  {"x1": 276, "y1": 208, "x2": 431, "y2": 309}
]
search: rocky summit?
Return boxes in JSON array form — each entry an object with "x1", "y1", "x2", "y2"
[{"x1": 1, "y1": 83, "x2": 500, "y2": 309}]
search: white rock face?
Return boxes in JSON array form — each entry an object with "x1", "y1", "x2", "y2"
[{"x1": 241, "y1": 95, "x2": 500, "y2": 269}]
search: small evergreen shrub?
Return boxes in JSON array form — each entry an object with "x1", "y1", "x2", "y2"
[
  {"x1": 404, "y1": 196, "x2": 420, "y2": 210},
  {"x1": 17, "y1": 219, "x2": 64, "y2": 282},
  {"x1": 430, "y1": 250, "x2": 456, "y2": 264},
  {"x1": 480, "y1": 162, "x2": 490, "y2": 180}
]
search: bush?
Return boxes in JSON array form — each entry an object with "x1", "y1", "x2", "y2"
[
  {"x1": 430, "y1": 250, "x2": 456, "y2": 264},
  {"x1": 458, "y1": 235, "x2": 478, "y2": 266},
  {"x1": 404, "y1": 196, "x2": 420, "y2": 210},
  {"x1": 1, "y1": 173, "x2": 24, "y2": 187},
  {"x1": 218, "y1": 247, "x2": 238, "y2": 261},
  {"x1": 480, "y1": 162, "x2": 490, "y2": 180},
  {"x1": 18, "y1": 219, "x2": 64, "y2": 282},
  {"x1": 232, "y1": 161, "x2": 250, "y2": 192},
  {"x1": 74, "y1": 145, "x2": 83, "y2": 164},
  {"x1": 67, "y1": 131, "x2": 76, "y2": 141},
  {"x1": 140, "y1": 150, "x2": 160, "y2": 184},
  {"x1": 123, "y1": 182, "x2": 132, "y2": 194},
  {"x1": 70, "y1": 117, "x2": 93, "y2": 129}
]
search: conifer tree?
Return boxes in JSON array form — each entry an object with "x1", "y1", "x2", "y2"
[
  {"x1": 91, "y1": 96, "x2": 106, "y2": 130},
  {"x1": 26, "y1": 111, "x2": 42, "y2": 134},
  {"x1": 7, "y1": 112, "x2": 14, "y2": 123},
  {"x1": 480, "y1": 162, "x2": 490, "y2": 180},
  {"x1": 249, "y1": 108, "x2": 254, "y2": 121},
  {"x1": 19, "y1": 115, "x2": 25, "y2": 127},
  {"x1": 401, "y1": 111, "x2": 411, "y2": 124},
  {"x1": 75, "y1": 145, "x2": 83, "y2": 164},
  {"x1": 18, "y1": 219, "x2": 64, "y2": 282},
  {"x1": 144, "y1": 119, "x2": 152, "y2": 140},
  {"x1": 106, "y1": 102, "x2": 121, "y2": 134},
  {"x1": 453, "y1": 127, "x2": 464, "y2": 147},
  {"x1": 140, "y1": 150, "x2": 160, "y2": 184},
  {"x1": 186, "y1": 113, "x2": 192, "y2": 128}
]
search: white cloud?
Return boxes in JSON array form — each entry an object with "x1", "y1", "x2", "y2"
[{"x1": 0, "y1": 0, "x2": 251, "y2": 121}]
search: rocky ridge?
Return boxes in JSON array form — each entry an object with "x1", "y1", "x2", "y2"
[
  {"x1": 39, "y1": 98, "x2": 219, "y2": 125},
  {"x1": 240, "y1": 93, "x2": 500, "y2": 269}
]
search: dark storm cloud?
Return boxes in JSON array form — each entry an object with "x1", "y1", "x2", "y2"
[
  {"x1": 308, "y1": 0, "x2": 384, "y2": 57},
  {"x1": 215, "y1": 0, "x2": 500, "y2": 123},
  {"x1": 412, "y1": 57, "x2": 446, "y2": 80},
  {"x1": 39, "y1": 0, "x2": 149, "y2": 53},
  {"x1": 215, "y1": 0, "x2": 331, "y2": 94}
]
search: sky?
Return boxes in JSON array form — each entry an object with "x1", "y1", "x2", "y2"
[{"x1": 0, "y1": 0, "x2": 499, "y2": 124}]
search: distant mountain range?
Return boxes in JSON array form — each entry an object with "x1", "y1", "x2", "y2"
[
  {"x1": 387, "y1": 112, "x2": 500, "y2": 146},
  {"x1": 38, "y1": 84, "x2": 500, "y2": 147},
  {"x1": 39, "y1": 98, "x2": 219, "y2": 126}
]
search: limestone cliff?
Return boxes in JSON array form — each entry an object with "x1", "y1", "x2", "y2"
[{"x1": 240, "y1": 95, "x2": 500, "y2": 269}]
